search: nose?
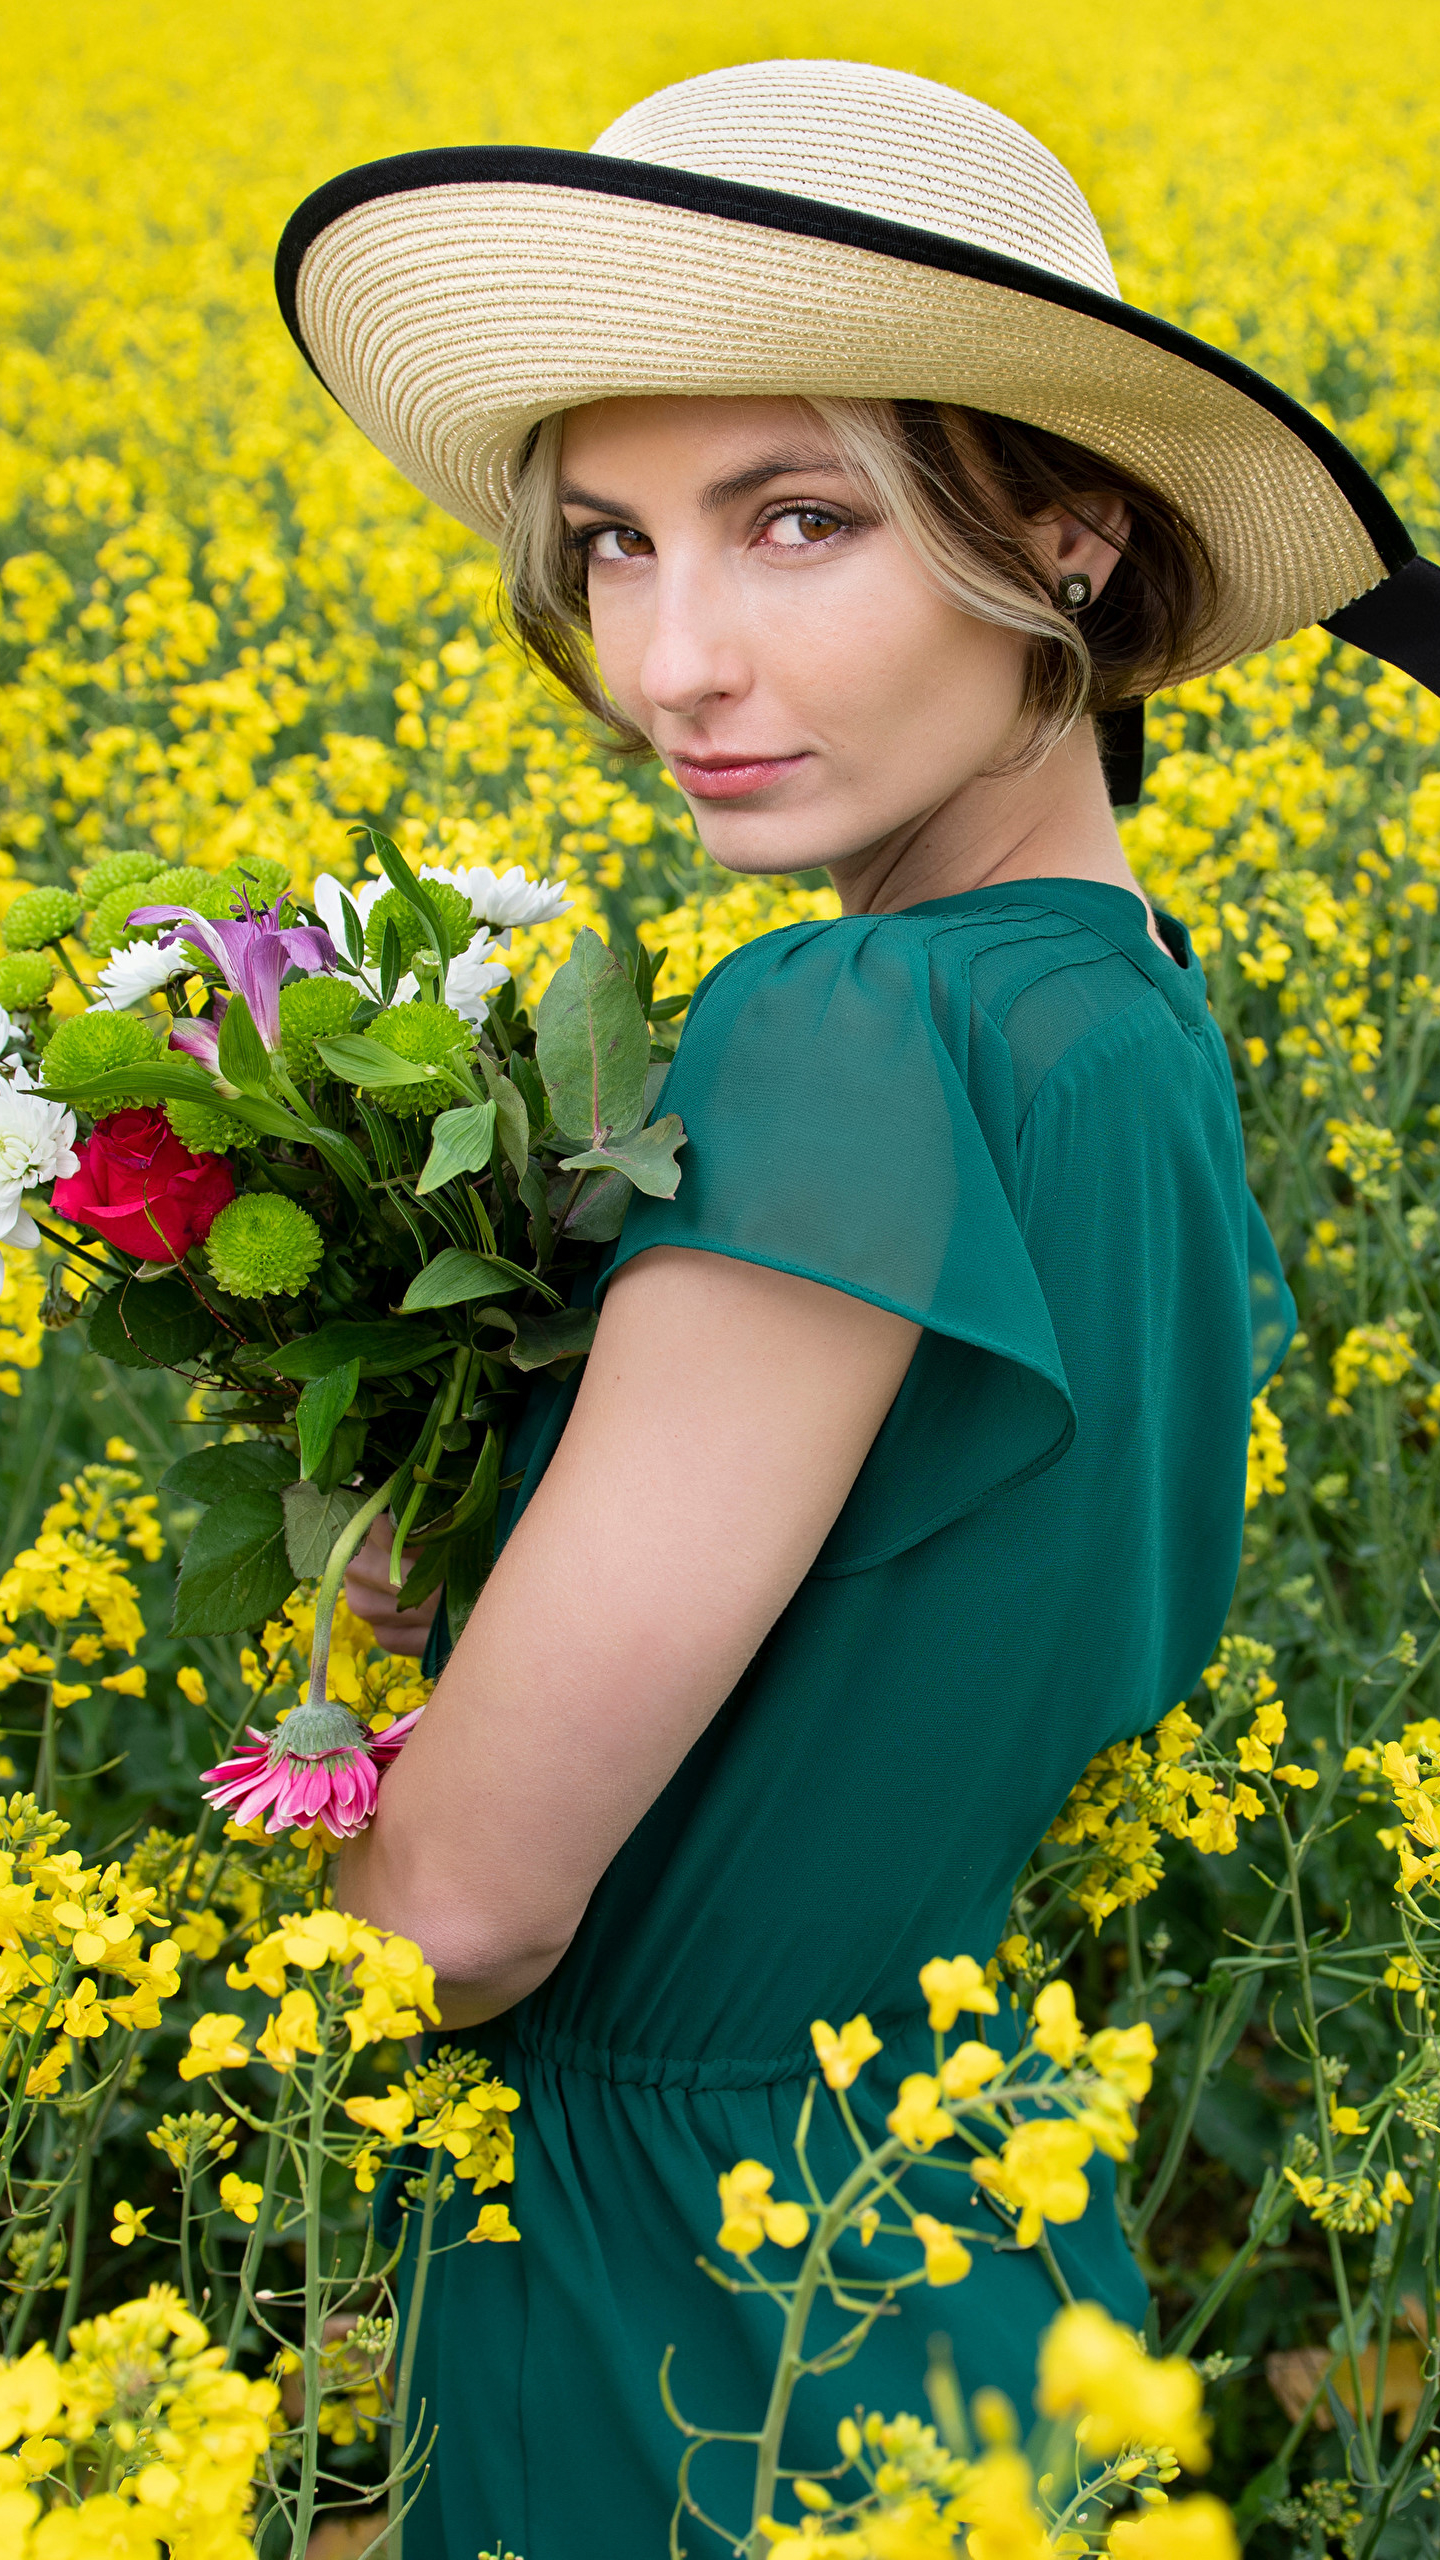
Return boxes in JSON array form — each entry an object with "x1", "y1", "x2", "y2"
[{"x1": 638, "y1": 548, "x2": 751, "y2": 723}]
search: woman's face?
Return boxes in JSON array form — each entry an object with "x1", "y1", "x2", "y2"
[{"x1": 557, "y1": 396, "x2": 1084, "y2": 882}]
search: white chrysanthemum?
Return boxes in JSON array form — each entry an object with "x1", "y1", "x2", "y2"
[
  {"x1": 421, "y1": 862, "x2": 570, "y2": 931},
  {"x1": 0, "y1": 1008, "x2": 17, "y2": 1055},
  {"x1": 0, "y1": 1083, "x2": 78, "y2": 1252},
  {"x1": 94, "y1": 938, "x2": 190, "y2": 1008},
  {"x1": 444, "y1": 937, "x2": 511, "y2": 1028}
]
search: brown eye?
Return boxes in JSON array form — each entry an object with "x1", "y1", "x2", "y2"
[
  {"x1": 764, "y1": 508, "x2": 845, "y2": 549},
  {"x1": 588, "y1": 525, "x2": 652, "y2": 561}
]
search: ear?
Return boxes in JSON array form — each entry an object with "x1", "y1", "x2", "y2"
[{"x1": 1029, "y1": 494, "x2": 1132, "y2": 600}]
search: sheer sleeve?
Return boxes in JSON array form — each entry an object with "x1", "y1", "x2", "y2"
[{"x1": 599, "y1": 918, "x2": 1076, "y2": 1571}]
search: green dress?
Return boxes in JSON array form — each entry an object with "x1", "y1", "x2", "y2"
[{"x1": 402, "y1": 879, "x2": 1293, "y2": 2559}]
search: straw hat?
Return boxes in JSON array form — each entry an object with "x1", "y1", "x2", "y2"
[{"x1": 277, "y1": 58, "x2": 1438, "y2": 796}]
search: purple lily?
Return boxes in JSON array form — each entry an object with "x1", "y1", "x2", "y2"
[{"x1": 130, "y1": 898, "x2": 337, "y2": 1052}]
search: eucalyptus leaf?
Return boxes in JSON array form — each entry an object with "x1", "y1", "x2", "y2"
[
  {"x1": 416, "y1": 1101, "x2": 496, "y2": 1195},
  {"x1": 536, "y1": 926, "x2": 649, "y2": 1146},
  {"x1": 216, "y1": 990, "x2": 270, "y2": 1094},
  {"x1": 477, "y1": 1052, "x2": 531, "y2": 1178},
  {"x1": 557, "y1": 1169, "x2": 633, "y2": 1242},
  {"x1": 509, "y1": 1307, "x2": 598, "y2": 1371},
  {"x1": 558, "y1": 1112, "x2": 687, "y2": 1199},
  {"x1": 296, "y1": 1357, "x2": 362, "y2": 1480},
  {"x1": 281, "y1": 1478, "x2": 364, "y2": 1578},
  {"x1": 172, "y1": 1489, "x2": 297, "y2": 1636}
]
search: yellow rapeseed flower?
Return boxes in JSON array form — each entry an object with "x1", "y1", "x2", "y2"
[
  {"x1": 918, "y1": 1953, "x2": 999, "y2": 2029},
  {"x1": 810, "y1": 2012, "x2": 882, "y2": 2089},
  {"x1": 716, "y1": 2160, "x2": 809, "y2": 2257},
  {"x1": 178, "y1": 2013, "x2": 250, "y2": 2081}
]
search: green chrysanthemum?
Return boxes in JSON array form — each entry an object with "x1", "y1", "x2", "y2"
[
  {"x1": 363, "y1": 999, "x2": 470, "y2": 1117},
  {"x1": 41, "y1": 1008, "x2": 159, "y2": 1108},
  {"x1": 278, "y1": 976, "x2": 359, "y2": 1082},
  {"x1": 205, "y1": 1194, "x2": 324, "y2": 1297},
  {"x1": 165, "y1": 1098, "x2": 246, "y2": 1156},
  {"x1": 88, "y1": 872, "x2": 182, "y2": 959},
  {"x1": 364, "y1": 882, "x2": 474, "y2": 975},
  {"x1": 77, "y1": 848, "x2": 174, "y2": 908},
  {"x1": 4, "y1": 887, "x2": 83, "y2": 952},
  {"x1": 221, "y1": 856, "x2": 291, "y2": 912},
  {"x1": 0, "y1": 951, "x2": 57, "y2": 1007}
]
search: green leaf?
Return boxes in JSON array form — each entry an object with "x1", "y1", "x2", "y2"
[
  {"x1": 216, "y1": 989, "x2": 271, "y2": 1094},
  {"x1": 172, "y1": 1489, "x2": 297, "y2": 1635},
  {"x1": 393, "y1": 1536, "x2": 450, "y2": 1614},
  {"x1": 296, "y1": 1358, "x2": 361, "y2": 1480},
  {"x1": 44, "y1": 1060, "x2": 235, "y2": 1111},
  {"x1": 536, "y1": 927, "x2": 649, "y2": 1147},
  {"x1": 88, "y1": 1277, "x2": 219, "y2": 1370},
  {"x1": 477, "y1": 1052, "x2": 531, "y2": 1179},
  {"x1": 400, "y1": 1248, "x2": 528, "y2": 1312},
  {"x1": 281, "y1": 1478, "x2": 364, "y2": 1578},
  {"x1": 562, "y1": 1169, "x2": 633, "y2": 1242},
  {"x1": 509, "y1": 1307, "x2": 598, "y2": 1371},
  {"x1": 314, "y1": 1032, "x2": 428, "y2": 1087},
  {"x1": 360, "y1": 827, "x2": 455, "y2": 980},
  {"x1": 262, "y1": 1319, "x2": 448, "y2": 1380},
  {"x1": 558, "y1": 1112, "x2": 687, "y2": 1199},
  {"x1": 415, "y1": 1102, "x2": 496, "y2": 1196},
  {"x1": 161, "y1": 1442, "x2": 298, "y2": 1504}
]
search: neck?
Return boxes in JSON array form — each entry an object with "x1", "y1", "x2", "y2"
[{"x1": 828, "y1": 716, "x2": 1155, "y2": 928}]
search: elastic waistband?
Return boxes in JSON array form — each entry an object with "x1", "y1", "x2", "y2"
[{"x1": 490, "y1": 2006, "x2": 932, "y2": 2093}]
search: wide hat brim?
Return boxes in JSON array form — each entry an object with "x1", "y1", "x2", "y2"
[{"x1": 277, "y1": 145, "x2": 1440, "y2": 801}]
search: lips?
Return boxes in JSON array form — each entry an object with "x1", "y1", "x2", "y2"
[{"x1": 668, "y1": 752, "x2": 807, "y2": 801}]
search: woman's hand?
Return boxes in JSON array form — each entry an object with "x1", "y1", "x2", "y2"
[
  {"x1": 336, "y1": 1245, "x2": 920, "y2": 2024},
  {"x1": 344, "y1": 1519, "x2": 441, "y2": 1659}
]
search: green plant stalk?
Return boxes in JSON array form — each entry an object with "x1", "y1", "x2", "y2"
[
  {"x1": 305, "y1": 1469, "x2": 400, "y2": 1708},
  {"x1": 290, "y1": 2028, "x2": 334, "y2": 2560},
  {"x1": 1353, "y1": 2132, "x2": 1440, "y2": 2560},
  {"x1": 387, "y1": 2146, "x2": 445, "y2": 2560},
  {"x1": 179, "y1": 2148, "x2": 199, "y2": 2314},
  {"x1": 225, "y1": 2085, "x2": 297, "y2": 2360},
  {"x1": 1272, "y1": 1781, "x2": 1380, "y2": 2482},
  {"x1": 747, "y1": 2133, "x2": 907, "y2": 2550},
  {"x1": 1164, "y1": 2176, "x2": 1292, "y2": 2357}
]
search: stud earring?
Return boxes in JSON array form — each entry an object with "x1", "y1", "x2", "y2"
[{"x1": 1058, "y1": 572, "x2": 1092, "y2": 612}]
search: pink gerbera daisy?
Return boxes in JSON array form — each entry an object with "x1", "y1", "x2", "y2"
[{"x1": 199, "y1": 1699, "x2": 423, "y2": 1840}]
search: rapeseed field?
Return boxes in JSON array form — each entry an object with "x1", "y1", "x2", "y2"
[{"x1": 2, "y1": 0, "x2": 1440, "y2": 2547}]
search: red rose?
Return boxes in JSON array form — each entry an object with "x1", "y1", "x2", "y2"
[{"x1": 52, "y1": 1108, "x2": 236, "y2": 1263}]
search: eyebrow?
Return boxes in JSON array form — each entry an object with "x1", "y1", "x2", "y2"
[{"x1": 557, "y1": 450, "x2": 848, "y2": 517}]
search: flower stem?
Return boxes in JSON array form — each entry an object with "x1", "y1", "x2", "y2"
[
  {"x1": 291, "y1": 2029, "x2": 333, "y2": 2557},
  {"x1": 306, "y1": 1471, "x2": 399, "y2": 1708},
  {"x1": 387, "y1": 2148, "x2": 444, "y2": 2559}
]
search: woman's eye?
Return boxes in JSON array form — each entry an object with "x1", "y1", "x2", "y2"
[
  {"x1": 762, "y1": 508, "x2": 845, "y2": 549},
  {"x1": 585, "y1": 525, "x2": 652, "y2": 561}
]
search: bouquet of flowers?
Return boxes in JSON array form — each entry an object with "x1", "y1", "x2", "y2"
[{"x1": 3, "y1": 829, "x2": 688, "y2": 1832}]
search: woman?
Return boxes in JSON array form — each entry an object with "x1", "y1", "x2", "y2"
[{"x1": 277, "y1": 59, "x2": 1437, "y2": 2557}]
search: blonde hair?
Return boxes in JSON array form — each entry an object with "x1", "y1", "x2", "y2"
[{"x1": 500, "y1": 397, "x2": 1217, "y2": 773}]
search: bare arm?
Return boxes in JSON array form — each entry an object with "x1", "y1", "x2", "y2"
[{"x1": 336, "y1": 1245, "x2": 919, "y2": 2022}]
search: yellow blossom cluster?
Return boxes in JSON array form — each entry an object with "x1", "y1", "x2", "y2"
[
  {"x1": 0, "y1": 1463, "x2": 156, "y2": 1677},
  {"x1": 1046, "y1": 1643, "x2": 1320, "y2": 1928},
  {"x1": 241, "y1": 1585, "x2": 429, "y2": 1736},
  {"x1": 761, "y1": 2302, "x2": 1227, "y2": 2560},
  {"x1": 215, "y1": 1905, "x2": 439, "y2": 2055},
  {"x1": 0, "y1": 2286, "x2": 276, "y2": 2555},
  {"x1": 0, "y1": 1794, "x2": 187, "y2": 2103},
  {"x1": 344, "y1": 2042, "x2": 521, "y2": 2239}
]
